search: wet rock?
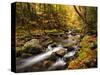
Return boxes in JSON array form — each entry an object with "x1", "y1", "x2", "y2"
[
  {"x1": 21, "y1": 53, "x2": 32, "y2": 58},
  {"x1": 50, "y1": 42, "x2": 57, "y2": 48},
  {"x1": 23, "y1": 47, "x2": 43, "y2": 54},
  {"x1": 48, "y1": 48, "x2": 66, "y2": 61},
  {"x1": 24, "y1": 39, "x2": 41, "y2": 49},
  {"x1": 43, "y1": 60, "x2": 54, "y2": 68},
  {"x1": 48, "y1": 52, "x2": 59, "y2": 61},
  {"x1": 56, "y1": 48, "x2": 66, "y2": 57},
  {"x1": 23, "y1": 39, "x2": 43, "y2": 54},
  {"x1": 32, "y1": 62, "x2": 44, "y2": 71},
  {"x1": 67, "y1": 47, "x2": 75, "y2": 52},
  {"x1": 41, "y1": 38, "x2": 53, "y2": 48}
]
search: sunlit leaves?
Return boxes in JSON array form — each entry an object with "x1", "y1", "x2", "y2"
[{"x1": 68, "y1": 35, "x2": 97, "y2": 69}]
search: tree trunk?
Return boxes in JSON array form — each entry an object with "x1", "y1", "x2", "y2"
[{"x1": 73, "y1": 5, "x2": 89, "y2": 34}]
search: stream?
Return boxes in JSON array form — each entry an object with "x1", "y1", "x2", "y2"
[{"x1": 16, "y1": 33, "x2": 80, "y2": 72}]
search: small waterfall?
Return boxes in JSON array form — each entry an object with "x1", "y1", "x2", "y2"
[
  {"x1": 46, "y1": 45, "x2": 53, "y2": 51},
  {"x1": 17, "y1": 46, "x2": 64, "y2": 69},
  {"x1": 63, "y1": 51, "x2": 76, "y2": 58},
  {"x1": 17, "y1": 33, "x2": 80, "y2": 70},
  {"x1": 48, "y1": 58, "x2": 66, "y2": 70}
]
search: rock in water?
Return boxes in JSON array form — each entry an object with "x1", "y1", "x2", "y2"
[
  {"x1": 21, "y1": 53, "x2": 32, "y2": 58},
  {"x1": 24, "y1": 39, "x2": 40, "y2": 48},
  {"x1": 22, "y1": 39, "x2": 42, "y2": 54},
  {"x1": 56, "y1": 48, "x2": 66, "y2": 57},
  {"x1": 49, "y1": 52, "x2": 59, "y2": 61},
  {"x1": 43, "y1": 60, "x2": 54, "y2": 68},
  {"x1": 23, "y1": 39, "x2": 41, "y2": 51}
]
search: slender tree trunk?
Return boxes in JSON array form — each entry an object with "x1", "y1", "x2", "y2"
[
  {"x1": 26, "y1": 3, "x2": 34, "y2": 38},
  {"x1": 73, "y1": 5, "x2": 89, "y2": 34}
]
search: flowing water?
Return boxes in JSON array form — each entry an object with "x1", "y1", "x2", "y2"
[
  {"x1": 48, "y1": 58, "x2": 66, "y2": 70},
  {"x1": 17, "y1": 33, "x2": 80, "y2": 71},
  {"x1": 17, "y1": 46, "x2": 64, "y2": 69}
]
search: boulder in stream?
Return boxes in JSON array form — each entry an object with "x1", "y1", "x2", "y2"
[
  {"x1": 22, "y1": 39, "x2": 43, "y2": 54},
  {"x1": 24, "y1": 39, "x2": 41, "y2": 48}
]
